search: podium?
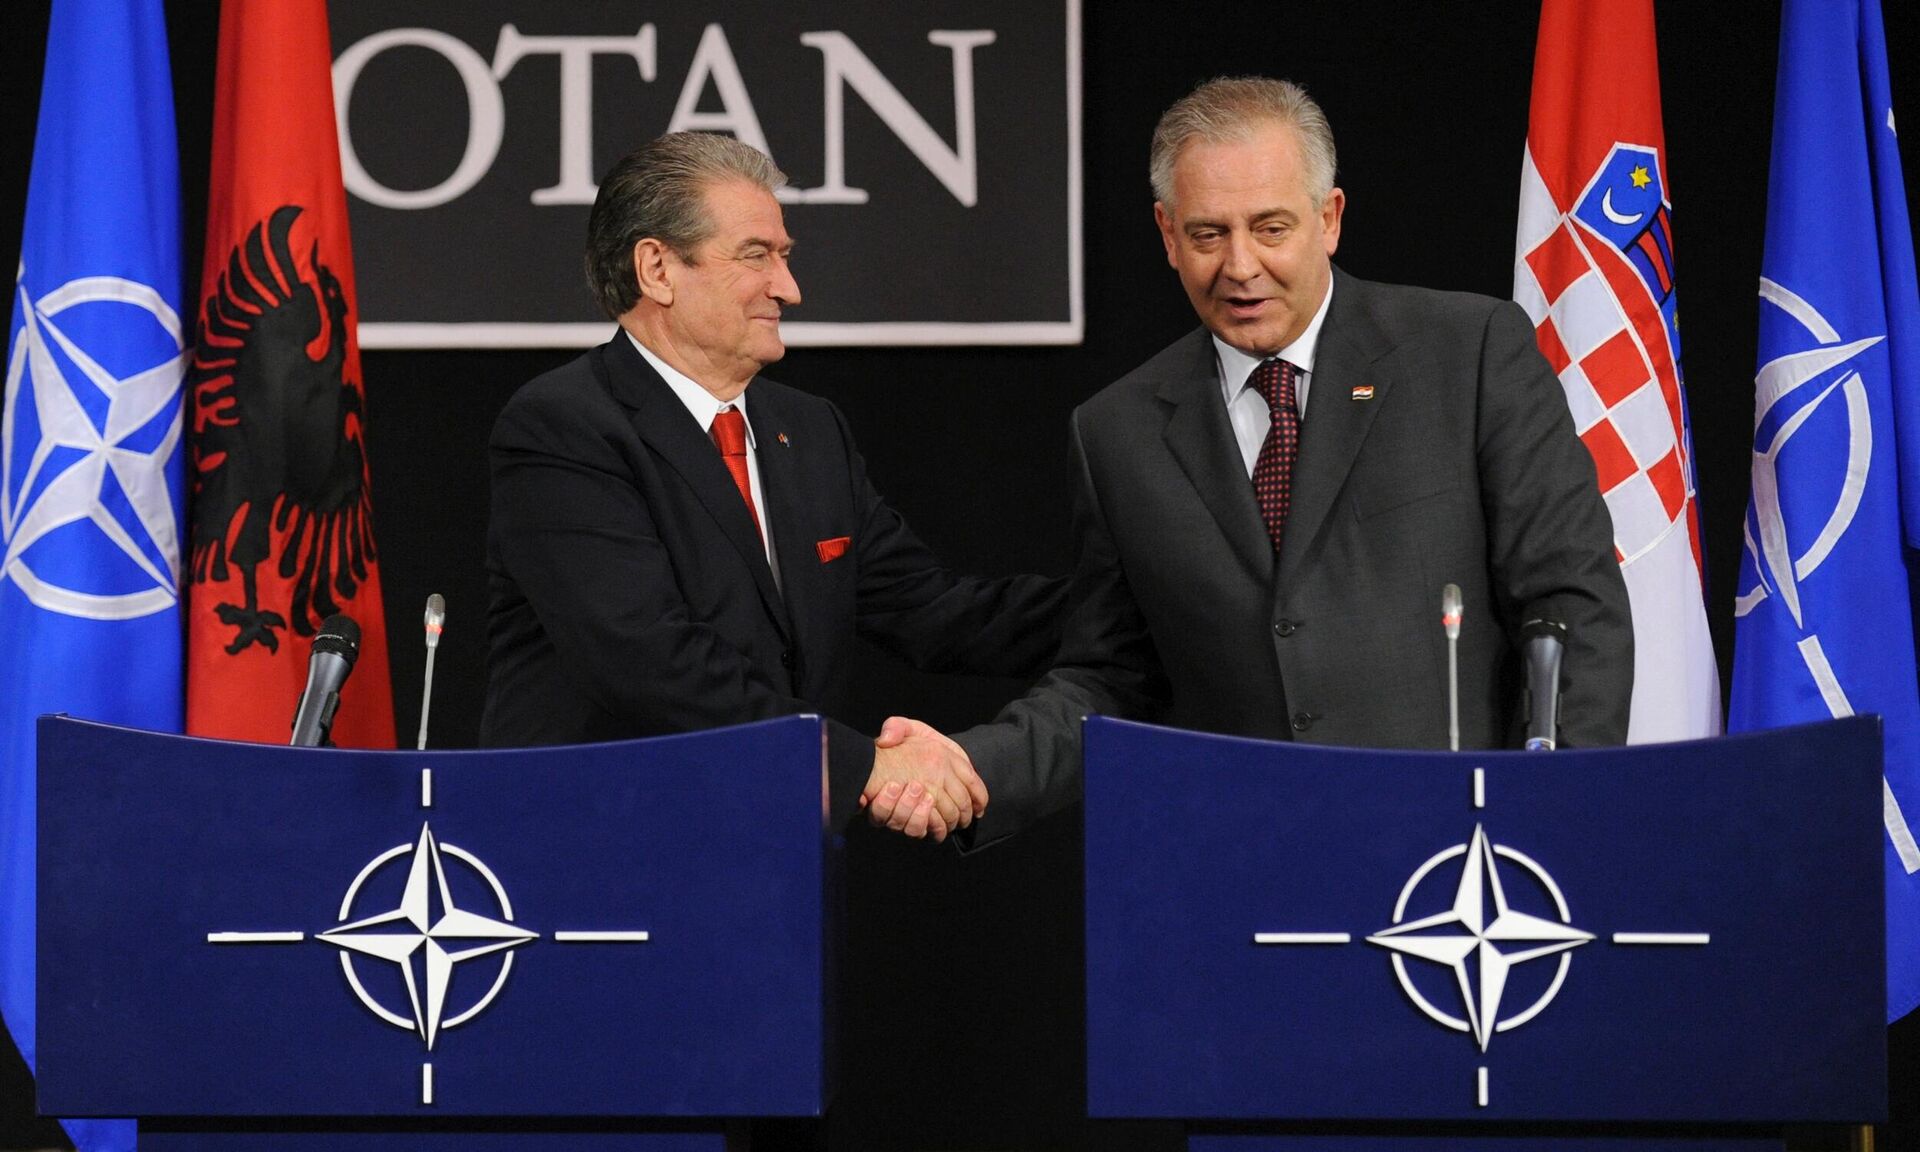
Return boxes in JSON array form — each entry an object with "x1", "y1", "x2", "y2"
[
  {"x1": 1081, "y1": 716, "x2": 1887, "y2": 1151},
  {"x1": 36, "y1": 714, "x2": 836, "y2": 1149}
]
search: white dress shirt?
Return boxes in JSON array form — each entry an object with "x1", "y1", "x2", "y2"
[
  {"x1": 627, "y1": 331, "x2": 782, "y2": 592},
  {"x1": 1214, "y1": 280, "x2": 1335, "y2": 478}
]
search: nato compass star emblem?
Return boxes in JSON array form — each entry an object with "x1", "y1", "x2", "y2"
[
  {"x1": 1253, "y1": 767, "x2": 1709, "y2": 1107},
  {"x1": 208, "y1": 767, "x2": 651, "y2": 1104},
  {"x1": 1732, "y1": 277, "x2": 1920, "y2": 875},
  {"x1": 318, "y1": 823, "x2": 538, "y2": 1052},
  {"x1": 3, "y1": 269, "x2": 186, "y2": 620},
  {"x1": 1368, "y1": 824, "x2": 1591, "y2": 1053}
]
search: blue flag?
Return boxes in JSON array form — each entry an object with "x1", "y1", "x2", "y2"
[
  {"x1": 1729, "y1": 0, "x2": 1920, "y2": 1023},
  {"x1": 0, "y1": 0, "x2": 186, "y2": 1145}
]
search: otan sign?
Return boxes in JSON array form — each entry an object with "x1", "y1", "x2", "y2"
[{"x1": 330, "y1": 2, "x2": 1082, "y2": 348}]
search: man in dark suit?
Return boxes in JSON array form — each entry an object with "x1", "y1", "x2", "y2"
[
  {"x1": 481, "y1": 132, "x2": 1065, "y2": 840},
  {"x1": 902, "y1": 76, "x2": 1633, "y2": 842}
]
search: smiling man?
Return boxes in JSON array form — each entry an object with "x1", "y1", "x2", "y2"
[
  {"x1": 928, "y1": 76, "x2": 1633, "y2": 843},
  {"x1": 481, "y1": 132, "x2": 1065, "y2": 841}
]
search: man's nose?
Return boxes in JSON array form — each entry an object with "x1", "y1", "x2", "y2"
[
  {"x1": 1221, "y1": 230, "x2": 1261, "y2": 282},
  {"x1": 772, "y1": 256, "x2": 802, "y2": 306}
]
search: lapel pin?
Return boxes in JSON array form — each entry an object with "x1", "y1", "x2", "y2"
[
  {"x1": 1350, "y1": 385, "x2": 1375, "y2": 401},
  {"x1": 777, "y1": 432, "x2": 791, "y2": 447}
]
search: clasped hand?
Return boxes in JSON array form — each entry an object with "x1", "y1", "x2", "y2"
[{"x1": 860, "y1": 716, "x2": 987, "y2": 842}]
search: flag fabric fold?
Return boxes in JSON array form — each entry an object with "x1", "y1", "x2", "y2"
[
  {"x1": 186, "y1": 0, "x2": 394, "y2": 747},
  {"x1": 1514, "y1": 0, "x2": 1722, "y2": 744},
  {"x1": 1729, "y1": 0, "x2": 1920, "y2": 1024},
  {"x1": 1, "y1": 1, "x2": 184, "y2": 1147}
]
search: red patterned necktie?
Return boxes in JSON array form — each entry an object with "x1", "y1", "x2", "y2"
[
  {"x1": 1250, "y1": 358, "x2": 1301, "y2": 553},
  {"x1": 710, "y1": 406, "x2": 762, "y2": 536}
]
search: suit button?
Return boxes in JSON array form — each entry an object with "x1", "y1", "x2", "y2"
[
  {"x1": 1273, "y1": 619, "x2": 1297, "y2": 637},
  {"x1": 1291, "y1": 711, "x2": 1315, "y2": 732},
  {"x1": 780, "y1": 649, "x2": 794, "y2": 670}
]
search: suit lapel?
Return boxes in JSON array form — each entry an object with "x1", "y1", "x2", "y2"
[
  {"x1": 744, "y1": 385, "x2": 813, "y2": 645},
  {"x1": 1155, "y1": 330, "x2": 1275, "y2": 583},
  {"x1": 592, "y1": 337, "x2": 790, "y2": 640},
  {"x1": 1281, "y1": 270, "x2": 1397, "y2": 577}
]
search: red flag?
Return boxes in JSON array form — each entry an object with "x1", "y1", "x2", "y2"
[
  {"x1": 185, "y1": 0, "x2": 393, "y2": 746},
  {"x1": 1514, "y1": 0, "x2": 1720, "y2": 742}
]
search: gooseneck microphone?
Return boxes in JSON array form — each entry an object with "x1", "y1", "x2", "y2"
[
  {"x1": 1441, "y1": 584, "x2": 1463, "y2": 752},
  {"x1": 290, "y1": 614, "x2": 361, "y2": 748},
  {"x1": 417, "y1": 594, "x2": 446, "y2": 751},
  {"x1": 1521, "y1": 617, "x2": 1569, "y2": 752}
]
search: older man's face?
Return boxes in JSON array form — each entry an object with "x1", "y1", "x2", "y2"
[
  {"x1": 665, "y1": 179, "x2": 801, "y2": 384},
  {"x1": 1154, "y1": 121, "x2": 1344, "y2": 357}
]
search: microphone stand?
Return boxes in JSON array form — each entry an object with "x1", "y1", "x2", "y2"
[{"x1": 1441, "y1": 584, "x2": 1462, "y2": 752}]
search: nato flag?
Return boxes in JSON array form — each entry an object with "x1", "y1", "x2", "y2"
[
  {"x1": 1729, "y1": 0, "x2": 1920, "y2": 1023},
  {"x1": 0, "y1": 1, "x2": 186, "y2": 1147}
]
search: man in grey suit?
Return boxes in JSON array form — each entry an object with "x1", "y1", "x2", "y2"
[{"x1": 870, "y1": 76, "x2": 1632, "y2": 841}]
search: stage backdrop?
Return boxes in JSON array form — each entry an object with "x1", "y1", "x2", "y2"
[
  {"x1": 6, "y1": 3, "x2": 1920, "y2": 1152},
  {"x1": 329, "y1": 0, "x2": 1082, "y2": 348}
]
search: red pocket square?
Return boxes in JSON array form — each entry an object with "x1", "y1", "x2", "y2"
[{"x1": 816, "y1": 536, "x2": 850, "y2": 563}]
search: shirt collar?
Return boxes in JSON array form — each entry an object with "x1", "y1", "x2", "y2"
[
  {"x1": 627, "y1": 329, "x2": 757, "y2": 449},
  {"x1": 1214, "y1": 277, "x2": 1334, "y2": 404}
]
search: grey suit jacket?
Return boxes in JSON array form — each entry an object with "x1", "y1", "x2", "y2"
[{"x1": 955, "y1": 267, "x2": 1633, "y2": 844}]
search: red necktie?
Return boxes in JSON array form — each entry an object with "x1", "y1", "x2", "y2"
[
  {"x1": 710, "y1": 406, "x2": 762, "y2": 536},
  {"x1": 1250, "y1": 359, "x2": 1300, "y2": 553}
]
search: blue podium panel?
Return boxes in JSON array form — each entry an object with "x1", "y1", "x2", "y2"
[
  {"x1": 1188, "y1": 1137, "x2": 1780, "y2": 1151},
  {"x1": 1084, "y1": 717, "x2": 1884, "y2": 1124},
  {"x1": 138, "y1": 1128, "x2": 734, "y2": 1151},
  {"x1": 37, "y1": 716, "x2": 830, "y2": 1118}
]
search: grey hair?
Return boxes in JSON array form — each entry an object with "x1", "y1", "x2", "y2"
[
  {"x1": 585, "y1": 131, "x2": 787, "y2": 319},
  {"x1": 1149, "y1": 77, "x2": 1337, "y2": 209}
]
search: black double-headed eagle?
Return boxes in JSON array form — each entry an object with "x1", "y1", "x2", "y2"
[{"x1": 188, "y1": 204, "x2": 376, "y2": 655}]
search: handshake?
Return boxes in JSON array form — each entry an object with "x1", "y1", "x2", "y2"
[{"x1": 857, "y1": 716, "x2": 987, "y2": 843}]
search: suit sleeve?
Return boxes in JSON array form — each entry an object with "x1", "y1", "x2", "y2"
[
  {"x1": 490, "y1": 388, "x2": 876, "y2": 828},
  {"x1": 828, "y1": 403, "x2": 1069, "y2": 678},
  {"x1": 1476, "y1": 300, "x2": 1634, "y2": 745},
  {"x1": 952, "y1": 406, "x2": 1171, "y2": 848}
]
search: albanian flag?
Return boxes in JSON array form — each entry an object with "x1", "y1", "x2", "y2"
[{"x1": 186, "y1": 0, "x2": 394, "y2": 746}]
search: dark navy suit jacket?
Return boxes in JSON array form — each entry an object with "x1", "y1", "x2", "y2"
[{"x1": 481, "y1": 331, "x2": 1065, "y2": 827}]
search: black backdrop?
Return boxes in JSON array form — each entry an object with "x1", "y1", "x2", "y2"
[{"x1": 5, "y1": 1, "x2": 1920, "y2": 1148}]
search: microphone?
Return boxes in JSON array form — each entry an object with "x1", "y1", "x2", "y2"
[
  {"x1": 290, "y1": 614, "x2": 361, "y2": 748},
  {"x1": 1441, "y1": 584, "x2": 1462, "y2": 752},
  {"x1": 1521, "y1": 617, "x2": 1568, "y2": 752},
  {"x1": 417, "y1": 594, "x2": 446, "y2": 751}
]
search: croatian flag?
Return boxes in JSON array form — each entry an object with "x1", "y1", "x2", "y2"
[
  {"x1": 1729, "y1": 0, "x2": 1920, "y2": 1024},
  {"x1": 1514, "y1": 0, "x2": 1721, "y2": 743},
  {"x1": 0, "y1": 1, "x2": 184, "y2": 1147}
]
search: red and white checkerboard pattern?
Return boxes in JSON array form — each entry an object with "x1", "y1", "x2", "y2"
[
  {"x1": 1513, "y1": 147, "x2": 1718, "y2": 743},
  {"x1": 1514, "y1": 157, "x2": 1689, "y2": 566}
]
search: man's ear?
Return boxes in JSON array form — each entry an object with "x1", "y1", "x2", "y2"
[
  {"x1": 1154, "y1": 201, "x2": 1179, "y2": 268},
  {"x1": 633, "y1": 238, "x2": 673, "y2": 307},
  {"x1": 1320, "y1": 186, "x2": 1346, "y2": 257}
]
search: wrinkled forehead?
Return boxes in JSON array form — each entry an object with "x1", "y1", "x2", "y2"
[
  {"x1": 1167, "y1": 126, "x2": 1316, "y2": 215},
  {"x1": 698, "y1": 178, "x2": 792, "y2": 248}
]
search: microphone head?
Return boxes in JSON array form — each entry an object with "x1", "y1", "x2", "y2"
[
  {"x1": 311, "y1": 614, "x2": 361, "y2": 665},
  {"x1": 1521, "y1": 616, "x2": 1569, "y2": 643},
  {"x1": 1441, "y1": 583, "x2": 1463, "y2": 640},
  {"x1": 424, "y1": 593, "x2": 446, "y2": 643}
]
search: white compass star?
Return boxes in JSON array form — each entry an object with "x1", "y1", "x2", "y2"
[
  {"x1": 317, "y1": 823, "x2": 537, "y2": 1050},
  {"x1": 1741, "y1": 277, "x2": 1883, "y2": 627},
  {"x1": 2, "y1": 274, "x2": 185, "y2": 619},
  {"x1": 1368, "y1": 824, "x2": 1592, "y2": 1052}
]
